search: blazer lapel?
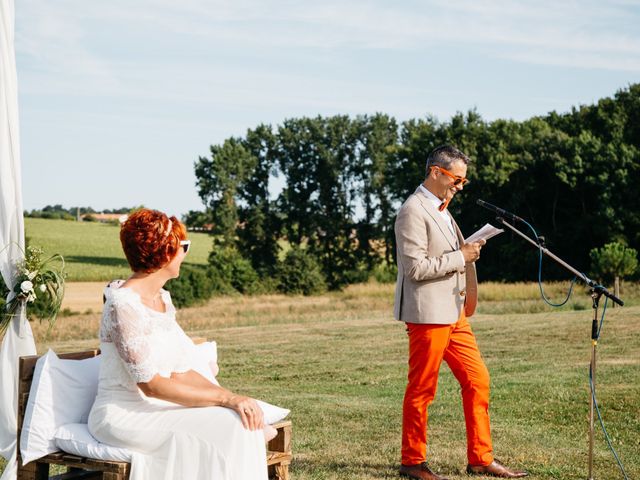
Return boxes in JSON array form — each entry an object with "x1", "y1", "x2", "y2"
[{"x1": 414, "y1": 187, "x2": 458, "y2": 250}]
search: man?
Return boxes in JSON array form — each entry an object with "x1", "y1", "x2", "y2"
[{"x1": 394, "y1": 145, "x2": 527, "y2": 480}]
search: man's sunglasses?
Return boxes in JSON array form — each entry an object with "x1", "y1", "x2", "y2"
[
  {"x1": 431, "y1": 165, "x2": 469, "y2": 186},
  {"x1": 180, "y1": 240, "x2": 191, "y2": 254}
]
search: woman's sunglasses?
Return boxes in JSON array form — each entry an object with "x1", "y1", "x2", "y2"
[{"x1": 180, "y1": 240, "x2": 191, "y2": 254}]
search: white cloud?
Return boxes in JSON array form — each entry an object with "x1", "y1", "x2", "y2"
[
  {"x1": 16, "y1": 0, "x2": 640, "y2": 74},
  {"x1": 14, "y1": 0, "x2": 640, "y2": 135},
  {"x1": 16, "y1": 0, "x2": 121, "y2": 92},
  {"x1": 13, "y1": 0, "x2": 640, "y2": 130}
]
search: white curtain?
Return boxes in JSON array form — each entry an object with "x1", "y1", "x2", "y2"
[{"x1": 0, "y1": 0, "x2": 37, "y2": 479}]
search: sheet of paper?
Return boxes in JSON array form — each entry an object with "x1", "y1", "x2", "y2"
[{"x1": 464, "y1": 223, "x2": 504, "y2": 244}]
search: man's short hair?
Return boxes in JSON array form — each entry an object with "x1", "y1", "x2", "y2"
[{"x1": 425, "y1": 145, "x2": 470, "y2": 177}]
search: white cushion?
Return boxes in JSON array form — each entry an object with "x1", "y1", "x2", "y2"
[
  {"x1": 191, "y1": 342, "x2": 289, "y2": 424},
  {"x1": 21, "y1": 344, "x2": 287, "y2": 466},
  {"x1": 257, "y1": 400, "x2": 290, "y2": 424},
  {"x1": 191, "y1": 341, "x2": 219, "y2": 385},
  {"x1": 54, "y1": 423, "x2": 132, "y2": 462},
  {"x1": 20, "y1": 350, "x2": 101, "y2": 464}
]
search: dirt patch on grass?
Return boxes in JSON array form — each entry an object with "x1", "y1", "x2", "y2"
[{"x1": 61, "y1": 282, "x2": 107, "y2": 313}]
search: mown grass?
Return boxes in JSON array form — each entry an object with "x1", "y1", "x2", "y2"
[
  {"x1": 2, "y1": 282, "x2": 638, "y2": 479},
  {"x1": 24, "y1": 218, "x2": 211, "y2": 281}
]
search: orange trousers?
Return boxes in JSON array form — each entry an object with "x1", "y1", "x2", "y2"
[{"x1": 401, "y1": 312, "x2": 494, "y2": 466}]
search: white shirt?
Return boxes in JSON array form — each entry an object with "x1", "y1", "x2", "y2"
[{"x1": 419, "y1": 184, "x2": 455, "y2": 235}]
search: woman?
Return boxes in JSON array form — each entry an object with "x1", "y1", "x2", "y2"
[{"x1": 88, "y1": 208, "x2": 268, "y2": 479}]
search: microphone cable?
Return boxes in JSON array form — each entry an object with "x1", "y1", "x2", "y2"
[
  {"x1": 517, "y1": 218, "x2": 629, "y2": 479},
  {"x1": 520, "y1": 218, "x2": 577, "y2": 307}
]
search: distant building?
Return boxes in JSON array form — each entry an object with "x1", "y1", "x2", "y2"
[{"x1": 187, "y1": 223, "x2": 214, "y2": 232}]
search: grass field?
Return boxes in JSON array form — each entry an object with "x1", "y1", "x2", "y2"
[
  {"x1": 24, "y1": 218, "x2": 211, "y2": 281},
  {"x1": 6, "y1": 219, "x2": 638, "y2": 478},
  {"x1": 1, "y1": 282, "x2": 638, "y2": 479}
]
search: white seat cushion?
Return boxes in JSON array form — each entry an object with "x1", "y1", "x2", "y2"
[{"x1": 54, "y1": 423, "x2": 132, "y2": 462}]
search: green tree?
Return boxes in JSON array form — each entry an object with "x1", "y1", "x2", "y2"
[
  {"x1": 590, "y1": 242, "x2": 638, "y2": 299},
  {"x1": 195, "y1": 138, "x2": 256, "y2": 244},
  {"x1": 208, "y1": 246, "x2": 261, "y2": 294},
  {"x1": 276, "y1": 247, "x2": 327, "y2": 295},
  {"x1": 276, "y1": 116, "x2": 364, "y2": 288},
  {"x1": 193, "y1": 83, "x2": 640, "y2": 287},
  {"x1": 237, "y1": 124, "x2": 281, "y2": 274},
  {"x1": 355, "y1": 114, "x2": 399, "y2": 267},
  {"x1": 182, "y1": 209, "x2": 213, "y2": 230}
]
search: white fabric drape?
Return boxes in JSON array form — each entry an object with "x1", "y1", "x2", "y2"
[{"x1": 0, "y1": 0, "x2": 37, "y2": 479}]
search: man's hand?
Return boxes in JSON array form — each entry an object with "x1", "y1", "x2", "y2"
[{"x1": 461, "y1": 239, "x2": 486, "y2": 263}]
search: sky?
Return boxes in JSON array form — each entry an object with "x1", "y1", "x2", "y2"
[{"x1": 14, "y1": 0, "x2": 640, "y2": 218}]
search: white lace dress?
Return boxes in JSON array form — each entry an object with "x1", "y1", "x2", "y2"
[{"x1": 88, "y1": 281, "x2": 268, "y2": 480}]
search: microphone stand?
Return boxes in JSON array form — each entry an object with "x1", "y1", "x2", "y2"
[{"x1": 494, "y1": 216, "x2": 623, "y2": 480}]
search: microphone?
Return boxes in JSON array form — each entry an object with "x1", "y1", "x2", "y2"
[{"x1": 476, "y1": 199, "x2": 524, "y2": 223}]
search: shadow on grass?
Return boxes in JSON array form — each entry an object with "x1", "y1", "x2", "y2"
[
  {"x1": 65, "y1": 255, "x2": 128, "y2": 267},
  {"x1": 292, "y1": 458, "x2": 413, "y2": 479}
]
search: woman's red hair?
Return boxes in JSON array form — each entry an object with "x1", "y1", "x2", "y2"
[{"x1": 120, "y1": 209, "x2": 187, "y2": 273}]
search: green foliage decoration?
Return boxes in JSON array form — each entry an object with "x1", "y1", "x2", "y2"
[{"x1": 0, "y1": 245, "x2": 65, "y2": 336}]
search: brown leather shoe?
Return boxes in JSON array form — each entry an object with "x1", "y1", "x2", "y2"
[
  {"x1": 466, "y1": 459, "x2": 528, "y2": 478},
  {"x1": 399, "y1": 462, "x2": 449, "y2": 480}
]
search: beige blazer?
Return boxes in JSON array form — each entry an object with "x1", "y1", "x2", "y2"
[{"x1": 393, "y1": 187, "x2": 478, "y2": 324}]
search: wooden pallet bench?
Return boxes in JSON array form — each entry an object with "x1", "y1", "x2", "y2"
[{"x1": 17, "y1": 349, "x2": 293, "y2": 480}]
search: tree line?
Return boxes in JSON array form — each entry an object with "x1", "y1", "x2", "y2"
[
  {"x1": 25, "y1": 205, "x2": 134, "y2": 220},
  {"x1": 194, "y1": 84, "x2": 640, "y2": 288}
]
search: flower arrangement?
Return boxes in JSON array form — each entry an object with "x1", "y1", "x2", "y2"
[{"x1": 1, "y1": 245, "x2": 65, "y2": 336}]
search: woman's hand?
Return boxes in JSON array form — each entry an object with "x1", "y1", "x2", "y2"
[
  {"x1": 139, "y1": 371, "x2": 266, "y2": 431},
  {"x1": 227, "y1": 395, "x2": 264, "y2": 431}
]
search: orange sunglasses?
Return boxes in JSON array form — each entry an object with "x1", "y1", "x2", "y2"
[{"x1": 431, "y1": 165, "x2": 469, "y2": 186}]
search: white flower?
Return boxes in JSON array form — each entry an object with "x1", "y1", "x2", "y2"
[
  {"x1": 20, "y1": 280, "x2": 34, "y2": 293},
  {"x1": 39, "y1": 284, "x2": 47, "y2": 292},
  {"x1": 27, "y1": 271, "x2": 37, "y2": 280}
]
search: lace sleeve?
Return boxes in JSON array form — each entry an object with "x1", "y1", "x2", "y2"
[{"x1": 109, "y1": 296, "x2": 159, "y2": 384}]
